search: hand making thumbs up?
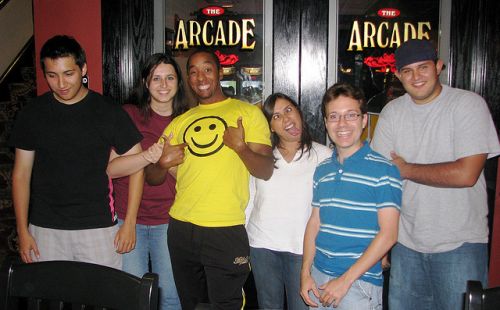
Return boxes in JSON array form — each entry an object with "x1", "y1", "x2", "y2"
[
  {"x1": 157, "y1": 133, "x2": 187, "y2": 169},
  {"x1": 223, "y1": 116, "x2": 246, "y2": 153}
]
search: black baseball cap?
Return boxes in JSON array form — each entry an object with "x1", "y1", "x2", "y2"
[{"x1": 395, "y1": 39, "x2": 438, "y2": 70}]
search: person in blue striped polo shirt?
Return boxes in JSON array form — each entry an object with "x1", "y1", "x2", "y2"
[{"x1": 300, "y1": 83, "x2": 402, "y2": 309}]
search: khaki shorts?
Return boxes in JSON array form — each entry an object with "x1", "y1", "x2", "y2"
[{"x1": 29, "y1": 224, "x2": 122, "y2": 269}]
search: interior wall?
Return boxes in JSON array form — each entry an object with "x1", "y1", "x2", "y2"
[
  {"x1": 0, "y1": 0, "x2": 33, "y2": 78},
  {"x1": 33, "y1": 0, "x2": 102, "y2": 94}
]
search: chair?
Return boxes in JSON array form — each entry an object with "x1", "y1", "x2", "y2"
[
  {"x1": 464, "y1": 280, "x2": 500, "y2": 310},
  {"x1": 0, "y1": 257, "x2": 158, "y2": 310}
]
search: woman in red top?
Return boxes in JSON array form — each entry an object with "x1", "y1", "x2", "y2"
[{"x1": 110, "y1": 53, "x2": 187, "y2": 310}]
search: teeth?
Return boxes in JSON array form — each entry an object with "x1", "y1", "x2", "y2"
[
  {"x1": 198, "y1": 85, "x2": 210, "y2": 90},
  {"x1": 337, "y1": 131, "x2": 351, "y2": 137},
  {"x1": 285, "y1": 124, "x2": 293, "y2": 130}
]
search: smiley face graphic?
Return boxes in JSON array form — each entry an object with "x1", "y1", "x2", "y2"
[{"x1": 183, "y1": 116, "x2": 228, "y2": 157}]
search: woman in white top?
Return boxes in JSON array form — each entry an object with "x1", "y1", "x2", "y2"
[{"x1": 246, "y1": 93, "x2": 332, "y2": 310}]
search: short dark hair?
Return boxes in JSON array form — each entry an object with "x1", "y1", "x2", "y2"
[
  {"x1": 321, "y1": 83, "x2": 367, "y2": 118},
  {"x1": 40, "y1": 35, "x2": 86, "y2": 72},
  {"x1": 262, "y1": 93, "x2": 312, "y2": 161},
  {"x1": 128, "y1": 53, "x2": 188, "y2": 121},
  {"x1": 186, "y1": 49, "x2": 221, "y2": 71}
]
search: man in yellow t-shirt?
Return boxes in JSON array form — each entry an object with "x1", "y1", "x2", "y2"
[{"x1": 146, "y1": 50, "x2": 273, "y2": 310}]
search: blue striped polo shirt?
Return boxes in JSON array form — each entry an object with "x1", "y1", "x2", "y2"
[{"x1": 312, "y1": 142, "x2": 402, "y2": 286}]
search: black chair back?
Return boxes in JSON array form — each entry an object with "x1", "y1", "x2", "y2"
[
  {"x1": 0, "y1": 258, "x2": 158, "y2": 310},
  {"x1": 465, "y1": 280, "x2": 500, "y2": 310}
]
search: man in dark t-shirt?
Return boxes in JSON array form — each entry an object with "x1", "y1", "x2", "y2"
[{"x1": 9, "y1": 35, "x2": 142, "y2": 269}]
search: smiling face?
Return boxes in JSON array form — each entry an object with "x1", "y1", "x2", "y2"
[
  {"x1": 183, "y1": 116, "x2": 228, "y2": 157},
  {"x1": 187, "y1": 52, "x2": 226, "y2": 104},
  {"x1": 147, "y1": 63, "x2": 179, "y2": 110},
  {"x1": 324, "y1": 95, "x2": 367, "y2": 161},
  {"x1": 395, "y1": 59, "x2": 443, "y2": 105},
  {"x1": 43, "y1": 56, "x2": 88, "y2": 105},
  {"x1": 270, "y1": 98, "x2": 303, "y2": 145}
]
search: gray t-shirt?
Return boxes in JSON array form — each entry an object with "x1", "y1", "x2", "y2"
[{"x1": 371, "y1": 85, "x2": 500, "y2": 253}]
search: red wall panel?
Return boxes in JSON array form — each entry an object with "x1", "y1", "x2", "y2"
[{"x1": 33, "y1": 0, "x2": 102, "y2": 94}]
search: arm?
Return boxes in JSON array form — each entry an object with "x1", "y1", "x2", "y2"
[
  {"x1": 391, "y1": 152, "x2": 487, "y2": 188},
  {"x1": 145, "y1": 134, "x2": 186, "y2": 185},
  {"x1": 107, "y1": 142, "x2": 163, "y2": 178},
  {"x1": 223, "y1": 117, "x2": 273, "y2": 180},
  {"x1": 300, "y1": 207, "x2": 321, "y2": 307},
  {"x1": 12, "y1": 149, "x2": 39, "y2": 263},
  {"x1": 112, "y1": 143, "x2": 143, "y2": 253},
  {"x1": 318, "y1": 208, "x2": 399, "y2": 307}
]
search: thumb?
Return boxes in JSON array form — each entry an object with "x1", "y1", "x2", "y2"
[
  {"x1": 161, "y1": 133, "x2": 173, "y2": 148},
  {"x1": 32, "y1": 243, "x2": 40, "y2": 259},
  {"x1": 236, "y1": 116, "x2": 243, "y2": 129},
  {"x1": 312, "y1": 286, "x2": 320, "y2": 298}
]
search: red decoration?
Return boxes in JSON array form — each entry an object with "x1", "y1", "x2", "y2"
[
  {"x1": 377, "y1": 8, "x2": 400, "y2": 19},
  {"x1": 215, "y1": 50, "x2": 239, "y2": 66},
  {"x1": 364, "y1": 53, "x2": 396, "y2": 73},
  {"x1": 202, "y1": 6, "x2": 225, "y2": 17}
]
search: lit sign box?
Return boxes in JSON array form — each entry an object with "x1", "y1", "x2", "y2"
[{"x1": 174, "y1": 6, "x2": 257, "y2": 50}]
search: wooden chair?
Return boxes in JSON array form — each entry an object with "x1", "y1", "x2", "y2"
[
  {"x1": 0, "y1": 257, "x2": 158, "y2": 310},
  {"x1": 464, "y1": 280, "x2": 500, "y2": 310}
]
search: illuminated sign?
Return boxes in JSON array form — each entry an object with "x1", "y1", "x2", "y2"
[
  {"x1": 377, "y1": 8, "x2": 400, "y2": 19},
  {"x1": 202, "y1": 6, "x2": 225, "y2": 17},
  {"x1": 174, "y1": 7, "x2": 256, "y2": 50},
  {"x1": 347, "y1": 21, "x2": 432, "y2": 51}
]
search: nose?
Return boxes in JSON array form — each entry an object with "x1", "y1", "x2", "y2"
[
  {"x1": 196, "y1": 71, "x2": 205, "y2": 82},
  {"x1": 337, "y1": 115, "x2": 348, "y2": 125},
  {"x1": 57, "y1": 76, "x2": 65, "y2": 88},
  {"x1": 160, "y1": 78, "x2": 167, "y2": 87}
]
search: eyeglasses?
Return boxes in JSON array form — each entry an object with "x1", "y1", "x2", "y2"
[{"x1": 326, "y1": 112, "x2": 361, "y2": 122}]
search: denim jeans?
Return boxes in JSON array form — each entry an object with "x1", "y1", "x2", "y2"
[
  {"x1": 250, "y1": 247, "x2": 308, "y2": 310},
  {"x1": 309, "y1": 265, "x2": 382, "y2": 309},
  {"x1": 389, "y1": 242, "x2": 488, "y2": 310},
  {"x1": 118, "y1": 220, "x2": 180, "y2": 310}
]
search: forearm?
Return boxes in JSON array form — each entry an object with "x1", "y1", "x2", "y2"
[
  {"x1": 12, "y1": 177, "x2": 31, "y2": 235},
  {"x1": 12, "y1": 159, "x2": 32, "y2": 235},
  {"x1": 123, "y1": 169, "x2": 144, "y2": 224},
  {"x1": 236, "y1": 143, "x2": 273, "y2": 180},
  {"x1": 399, "y1": 154, "x2": 486, "y2": 188},
  {"x1": 107, "y1": 152, "x2": 150, "y2": 178},
  {"x1": 341, "y1": 216, "x2": 398, "y2": 285},
  {"x1": 301, "y1": 211, "x2": 320, "y2": 276}
]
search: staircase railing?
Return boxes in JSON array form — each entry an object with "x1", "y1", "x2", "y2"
[
  {"x1": 0, "y1": 0, "x2": 11, "y2": 11},
  {"x1": 0, "y1": 36, "x2": 34, "y2": 86}
]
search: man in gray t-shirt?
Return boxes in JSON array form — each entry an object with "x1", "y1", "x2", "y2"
[{"x1": 371, "y1": 39, "x2": 500, "y2": 310}]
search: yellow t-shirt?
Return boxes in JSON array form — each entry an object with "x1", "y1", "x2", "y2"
[{"x1": 162, "y1": 98, "x2": 271, "y2": 227}]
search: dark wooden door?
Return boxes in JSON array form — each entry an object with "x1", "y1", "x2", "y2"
[{"x1": 273, "y1": 0, "x2": 330, "y2": 144}]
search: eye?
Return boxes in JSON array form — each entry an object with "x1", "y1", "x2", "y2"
[
  {"x1": 272, "y1": 114, "x2": 280, "y2": 120},
  {"x1": 168, "y1": 75, "x2": 176, "y2": 81},
  {"x1": 328, "y1": 113, "x2": 339, "y2": 122},
  {"x1": 194, "y1": 126, "x2": 201, "y2": 132},
  {"x1": 285, "y1": 107, "x2": 292, "y2": 113},
  {"x1": 209, "y1": 124, "x2": 216, "y2": 130},
  {"x1": 346, "y1": 112, "x2": 359, "y2": 121}
]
